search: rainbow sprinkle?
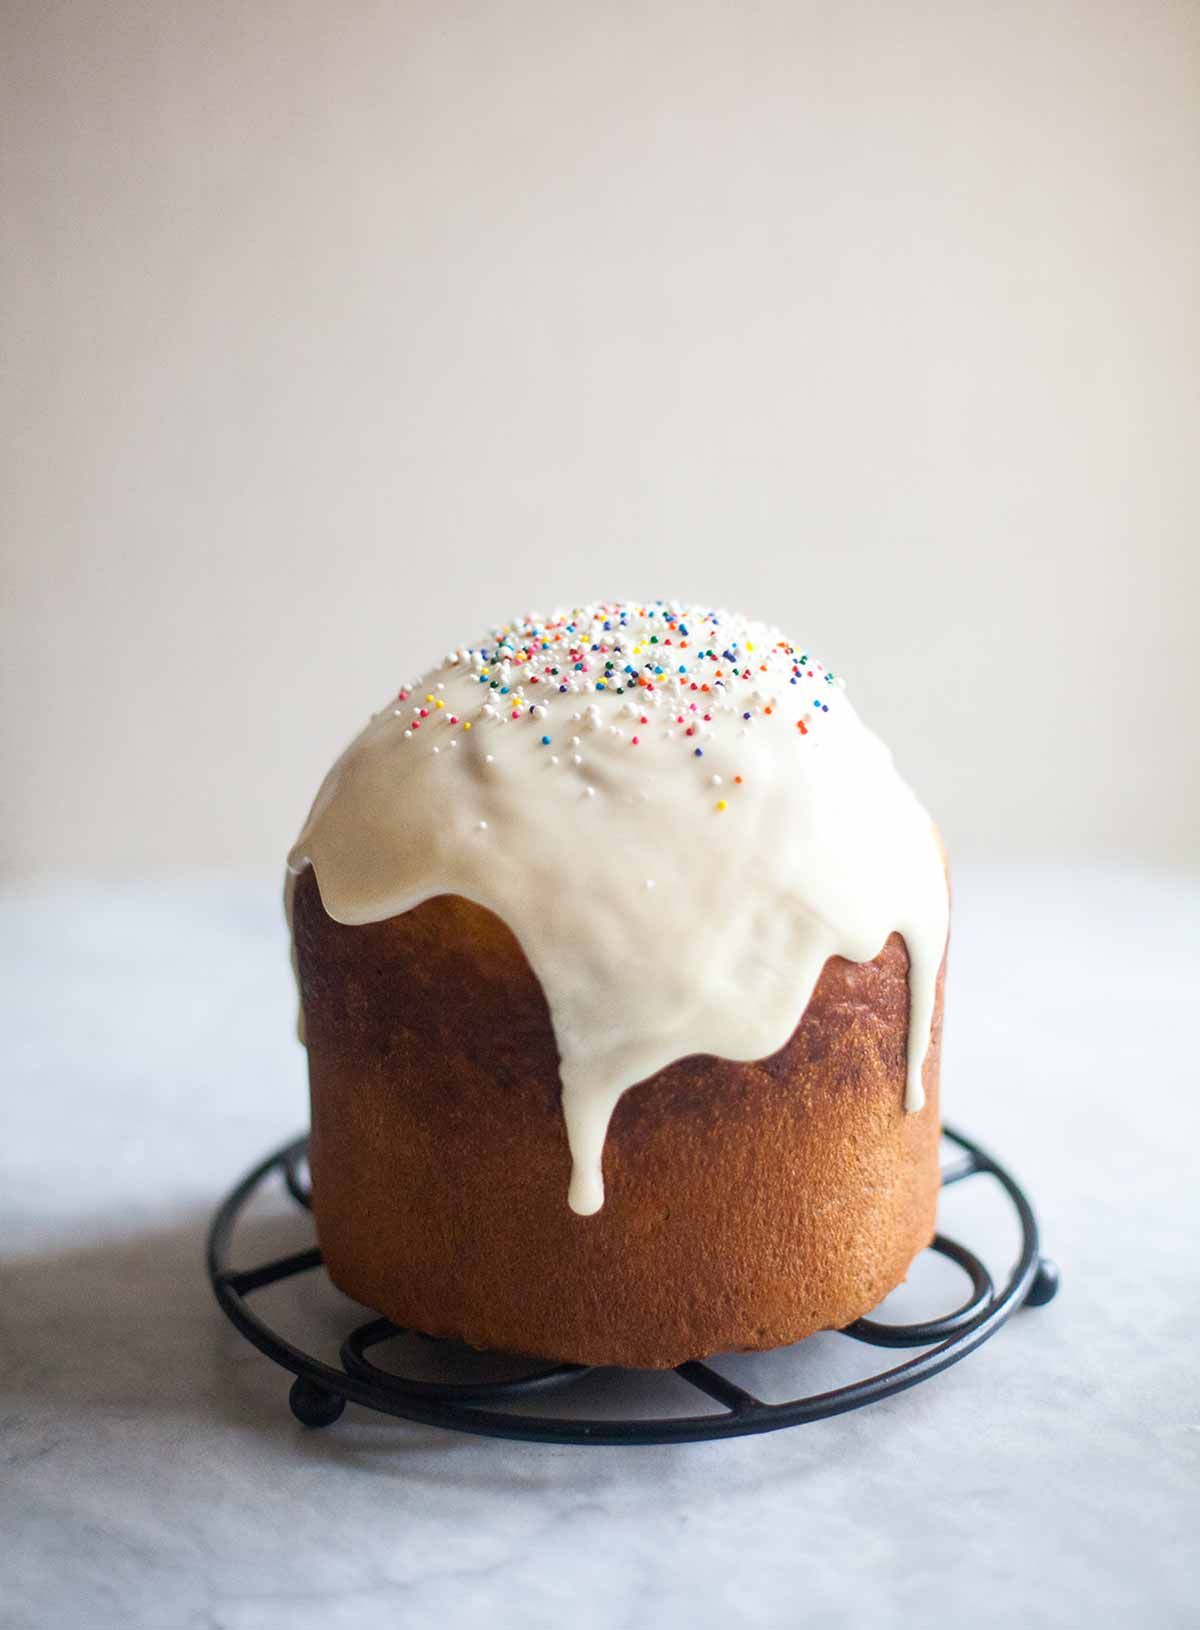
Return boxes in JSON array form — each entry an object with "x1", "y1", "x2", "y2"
[{"x1": 387, "y1": 601, "x2": 842, "y2": 814}]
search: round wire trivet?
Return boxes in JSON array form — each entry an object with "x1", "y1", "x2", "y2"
[{"x1": 207, "y1": 1124, "x2": 1058, "y2": 1444}]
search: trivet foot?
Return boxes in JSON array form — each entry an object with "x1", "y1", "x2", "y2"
[
  {"x1": 1025, "y1": 1257, "x2": 1060, "y2": 1308},
  {"x1": 289, "y1": 1376, "x2": 345, "y2": 1428}
]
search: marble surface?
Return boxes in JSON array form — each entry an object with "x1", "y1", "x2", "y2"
[{"x1": 2, "y1": 864, "x2": 1197, "y2": 1629}]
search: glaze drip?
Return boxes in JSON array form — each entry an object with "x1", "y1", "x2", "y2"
[{"x1": 287, "y1": 601, "x2": 949, "y2": 1215}]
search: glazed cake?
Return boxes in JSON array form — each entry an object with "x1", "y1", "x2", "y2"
[{"x1": 287, "y1": 600, "x2": 950, "y2": 1367}]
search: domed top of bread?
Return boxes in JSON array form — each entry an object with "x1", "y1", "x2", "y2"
[{"x1": 289, "y1": 600, "x2": 948, "y2": 1214}]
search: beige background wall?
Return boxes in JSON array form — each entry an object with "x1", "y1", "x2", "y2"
[{"x1": 3, "y1": 0, "x2": 1197, "y2": 875}]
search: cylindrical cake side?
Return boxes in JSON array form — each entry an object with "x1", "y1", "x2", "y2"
[{"x1": 293, "y1": 866, "x2": 945, "y2": 1369}]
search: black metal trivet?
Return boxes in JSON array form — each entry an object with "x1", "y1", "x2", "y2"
[{"x1": 207, "y1": 1124, "x2": 1058, "y2": 1445}]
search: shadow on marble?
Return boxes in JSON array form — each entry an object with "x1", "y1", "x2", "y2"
[{"x1": 2, "y1": 1207, "x2": 479, "y2": 1469}]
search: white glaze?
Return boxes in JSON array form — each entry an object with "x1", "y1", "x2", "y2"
[{"x1": 287, "y1": 601, "x2": 949, "y2": 1215}]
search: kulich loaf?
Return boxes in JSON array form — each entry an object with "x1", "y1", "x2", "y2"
[{"x1": 288, "y1": 600, "x2": 950, "y2": 1368}]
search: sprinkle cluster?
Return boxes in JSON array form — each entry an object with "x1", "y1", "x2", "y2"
[{"x1": 389, "y1": 601, "x2": 843, "y2": 811}]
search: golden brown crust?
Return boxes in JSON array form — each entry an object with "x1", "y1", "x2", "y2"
[{"x1": 293, "y1": 866, "x2": 946, "y2": 1369}]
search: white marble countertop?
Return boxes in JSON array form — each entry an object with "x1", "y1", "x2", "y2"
[{"x1": 3, "y1": 863, "x2": 1196, "y2": 1629}]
